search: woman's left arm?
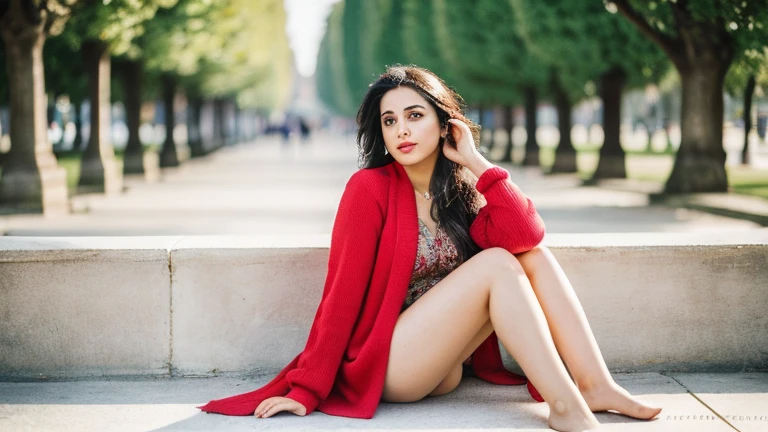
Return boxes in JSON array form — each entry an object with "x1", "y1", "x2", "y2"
[
  {"x1": 442, "y1": 118, "x2": 545, "y2": 254},
  {"x1": 468, "y1": 166, "x2": 546, "y2": 254}
]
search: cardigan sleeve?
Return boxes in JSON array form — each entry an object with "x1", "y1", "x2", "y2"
[
  {"x1": 283, "y1": 171, "x2": 384, "y2": 415},
  {"x1": 469, "y1": 166, "x2": 545, "y2": 254}
]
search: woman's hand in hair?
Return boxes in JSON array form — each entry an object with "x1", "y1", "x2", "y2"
[
  {"x1": 254, "y1": 396, "x2": 307, "y2": 419},
  {"x1": 443, "y1": 118, "x2": 493, "y2": 177}
]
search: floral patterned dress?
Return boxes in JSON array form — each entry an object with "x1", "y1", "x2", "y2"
[{"x1": 400, "y1": 219, "x2": 461, "y2": 313}]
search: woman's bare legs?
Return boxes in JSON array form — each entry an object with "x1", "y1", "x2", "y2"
[
  {"x1": 383, "y1": 248, "x2": 600, "y2": 431},
  {"x1": 515, "y1": 246, "x2": 661, "y2": 420}
]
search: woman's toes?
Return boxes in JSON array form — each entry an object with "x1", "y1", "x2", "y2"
[{"x1": 581, "y1": 383, "x2": 661, "y2": 420}]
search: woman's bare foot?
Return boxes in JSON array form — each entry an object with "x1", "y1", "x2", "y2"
[
  {"x1": 580, "y1": 381, "x2": 661, "y2": 420},
  {"x1": 548, "y1": 400, "x2": 602, "y2": 432}
]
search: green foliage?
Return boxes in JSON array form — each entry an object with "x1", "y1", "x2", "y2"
[
  {"x1": 622, "y1": 0, "x2": 768, "y2": 48},
  {"x1": 316, "y1": 1, "x2": 356, "y2": 116},
  {"x1": 43, "y1": 0, "x2": 292, "y2": 111},
  {"x1": 725, "y1": 47, "x2": 768, "y2": 95},
  {"x1": 401, "y1": 0, "x2": 455, "y2": 82},
  {"x1": 43, "y1": 34, "x2": 87, "y2": 103},
  {"x1": 176, "y1": 0, "x2": 293, "y2": 110},
  {"x1": 341, "y1": 0, "x2": 368, "y2": 113},
  {"x1": 512, "y1": 0, "x2": 669, "y2": 97},
  {"x1": 62, "y1": 0, "x2": 178, "y2": 57},
  {"x1": 611, "y1": 1, "x2": 768, "y2": 74},
  {"x1": 432, "y1": 0, "x2": 548, "y2": 104}
]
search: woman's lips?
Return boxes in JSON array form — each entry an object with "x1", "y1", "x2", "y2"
[{"x1": 398, "y1": 143, "x2": 416, "y2": 153}]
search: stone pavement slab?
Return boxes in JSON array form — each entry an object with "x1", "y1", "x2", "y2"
[
  {"x1": 669, "y1": 373, "x2": 768, "y2": 432},
  {"x1": 2, "y1": 373, "x2": 763, "y2": 431},
  {"x1": 595, "y1": 177, "x2": 768, "y2": 227},
  {"x1": 656, "y1": 193, "x2": 768, "y2": 226}
]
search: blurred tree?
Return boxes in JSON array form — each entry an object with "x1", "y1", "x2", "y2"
[
  {"x1": 401, "y1": 0, "x2": 458, "y2": 86},
  {"x1": 432, "y1": 0, "x2": 550, "y2": 167},
  {"x1": 0, "y1": 42, "x2": 7, "y2": 145},
  {"x1": 59, "y1": 0, "x2": 177, "y2": 192},
  {"x1": 340, "y1": 0, "x2": 368, "y2": 114},
  {"x1": 725, "y1": 48, "x2": 768, "y2": 165},
  {"x1": 609, "y1": 0, "x2": 768, "y2": 192},
  {"x1": 0, "y1": 0, "x2": 72, "y2": 212},
  {"x1": 316, "y1": 1, "x2": 356, "y2": 117},
  {"x1": 513, "y1": 0, "x2": 668, "y2": 181},
  {"x1": 117, "y1": 0, "x2": 291, "y2": 169},
  {"x1": 315, "y1": 24, "x2": 335, "y2": 115},
  {"x1": 43, "y1": 34, "x2": 87, "y2": 151},
  {"x1": 373, "y1": 0, "x2": 410, "y2": 76},
  {"x1": 0, "y1": 42, "x2": 7, "y2": 105}
]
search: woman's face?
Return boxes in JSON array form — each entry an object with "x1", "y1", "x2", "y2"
[{"x1": 379, "y1": 86, "x2": 444, "y2": 167}]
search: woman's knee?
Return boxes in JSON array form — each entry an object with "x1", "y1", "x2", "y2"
[
  {"x1": 516, "y1": 244, "x2": 549, "y2": 263},
  {"x1": 476, "y1": 247, "x2": 527, "y2": 277}
]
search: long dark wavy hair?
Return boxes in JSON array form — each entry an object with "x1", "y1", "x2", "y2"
[{"x1": 356, "y1": 65, "x2": 483, "y2": 264}]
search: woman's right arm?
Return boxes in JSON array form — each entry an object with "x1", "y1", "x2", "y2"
[{"x1": 281, "y1": 171, "x2": 384, "y2": 415}]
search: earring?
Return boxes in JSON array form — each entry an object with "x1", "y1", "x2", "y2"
[{"x1": 384, "y1": 147, "x2": 389, "y2": 155}]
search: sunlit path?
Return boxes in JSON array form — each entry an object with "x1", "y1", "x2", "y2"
[{"x1": 0, "y1": 133, "x2": 761, "y2": 236}]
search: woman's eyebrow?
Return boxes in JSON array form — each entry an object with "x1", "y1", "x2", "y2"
[{"x1": 380, "y1": 104, "x2": 426, "y2": 117}]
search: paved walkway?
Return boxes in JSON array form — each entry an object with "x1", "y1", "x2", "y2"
[
  {"x1": 1, "y1": 373, "x2": 766, "y2": 431},
  {"x1": 0, "y1": 133, "x2": 762, "y2": 236}
]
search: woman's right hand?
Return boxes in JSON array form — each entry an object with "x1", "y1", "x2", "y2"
[{"x1": 254, "y1": 396, "x2": 307, "y2": 418}]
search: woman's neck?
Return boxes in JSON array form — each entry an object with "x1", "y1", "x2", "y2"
[{"x1": 403, "y1": 157, "x2": 436, "y2": 195}]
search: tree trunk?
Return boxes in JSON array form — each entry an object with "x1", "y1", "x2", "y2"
[
  {"x1": 187, "y1": 97, "x2": 205, "y2": 157},
  {"x1": 550, "y1": 74, "x2": 577, "y2": 173},
  {"x1": 485, "y1": 106, "x2": 495, "y2": 154},
  {"x1": 159, "y1": 73, "x2": 179, "y2": 167},
  {"x1": 522, "y1": 86, "x2": 539, "y2": 167},
  {"x1": 499, "y1": 104, "x2": 514, "y2": 163},
  {"x1": 665, "y1": 61, "x2": 729, "y2": 193},
  {"x1": 233, "y1": 103, "x2": 241, "y2": 144},
  {"x1": 741, "y1": 74, "x2": 756, "y2": 166},
  {"x1": 120, "y1": 59, "x2": 144, "y2": 175},
  {"x1": 0, "y1": 3, "x2": 67, "y2": 213},
  {"x1": 660, "y1": 92, "x2": 674, "y2": 153},
  {"x1": 213, "y1": 98, "x2": 224, "y2": 149},
  {"x1": 223, "y1": 98, "x2": 233, "y2": 146},
  {"x1": 78, "y1": 40, "x2": 121, "y2": 194},
  {"x1": 591, "y1": 67, "x2": 627, "y2": 180},
  {"x1": 72, "y1": 101, "x2": 84, "y2": 151},
  {"x1": 476, "y1": 104, "x2": 486, "y2": 152},
  {"x1": 612, "y1": 2, "x2": 734, "y2": 193}
]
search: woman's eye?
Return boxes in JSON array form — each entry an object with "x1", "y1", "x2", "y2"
[
  {"x1": 410, "y1": 112, "x2": 422, "y2": 119},
  {"x1": 383, "y1": 118, "x2": 394, "y2": 126}
]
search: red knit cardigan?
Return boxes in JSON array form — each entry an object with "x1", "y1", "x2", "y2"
[{"x1": 199, "y1": 161, "x2": 547, "y2": 418}]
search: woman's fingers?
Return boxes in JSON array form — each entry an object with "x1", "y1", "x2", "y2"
[
  {"x1": 254, "y1": 397, "x2": 277, "y2": 418},
  {"x1": 445, "y1": 118, "x2": 482, "y2": 168},
  {"x1": 260, "y1": 401, "x2": 284, "y2": 418},
  {"x1": 447, "y1": 118, "x2": 472, "y2": 146},
  {"x1": 254, "y1": 396, "x2": 306, "y2": 418}
]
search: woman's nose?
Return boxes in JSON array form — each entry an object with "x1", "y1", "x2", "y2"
[{"x1": 397, "y1": 120, "x2": 409, "y2": 138}]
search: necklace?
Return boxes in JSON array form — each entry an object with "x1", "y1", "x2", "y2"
[{"x1": 415, "y1": 189, "x2": 431, "y2": 200}]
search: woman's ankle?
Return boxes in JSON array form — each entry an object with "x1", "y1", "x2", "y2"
[
  {"x1": 548, "y1": 398, "x2": 600, "y2": 431},
  {"x1": 576, "y1": 376, "x2": 615, "y2": 394}
]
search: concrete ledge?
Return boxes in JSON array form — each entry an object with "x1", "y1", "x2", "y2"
[
  {"x1": 1, "y1": 231, "x2": 767, "y2": 378},
  {"x1": 0, "y1": 237, "x2": 182, "y2": 378}
]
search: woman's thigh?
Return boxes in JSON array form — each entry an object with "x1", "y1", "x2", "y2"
[{"x1": 381, "y1": 247, "x2": 526, "y2": 403}]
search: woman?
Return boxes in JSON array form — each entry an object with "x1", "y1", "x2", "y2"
[{"x1": 199, "y1": 65, "x2": 661, "y2": 431}]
